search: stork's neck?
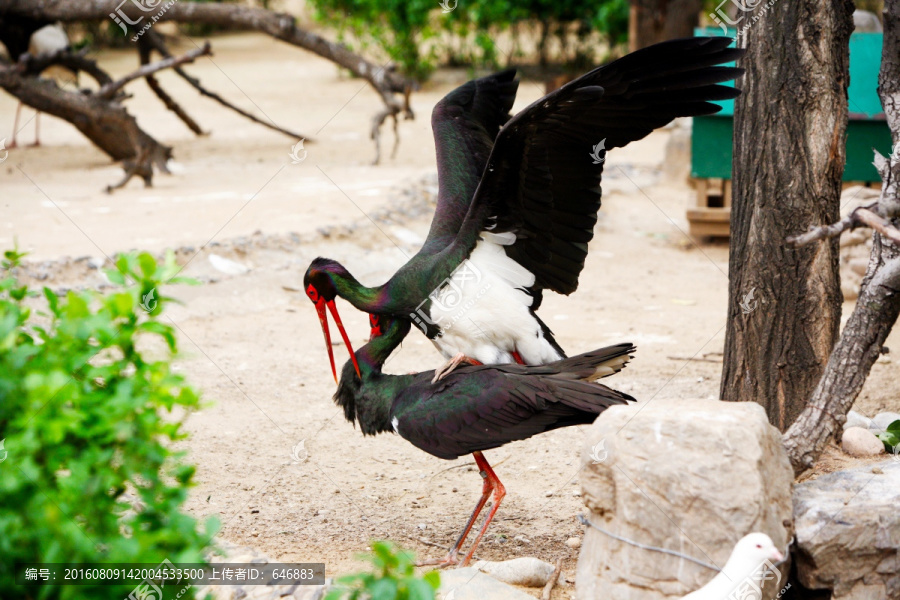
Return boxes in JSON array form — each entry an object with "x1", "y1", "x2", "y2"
[
  {"x1": 330, "y1": 268, "x2": 385, "y2": 313},
  {"x1": 355, "y1": 318, "x2": 411, "y2": 375}
]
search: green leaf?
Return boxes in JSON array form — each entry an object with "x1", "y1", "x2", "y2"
[
  {"x1": 369, "y1": 577, "x2": 399, "y2": 600},
  {"x1": 422, "y1": 570, "x2": 440, "y2": 590},
  {"x1": 406, "y1": 578, "x2": 436, "y2": 600},
  {"x1": 138, "y1": 252, "x2": 158, "y2": 278},
  {"x1": 104, "y1": 268, "x2": 126, "y2": 286}
]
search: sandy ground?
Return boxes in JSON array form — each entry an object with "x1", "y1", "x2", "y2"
[{"x1": 3, "y1": 31, "x2": 899, "y2": 596}]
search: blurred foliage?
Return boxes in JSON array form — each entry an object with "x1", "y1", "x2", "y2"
[
  {"x1": 325, "y1": 541, "x2": 440, "y2": 600},
  {"x1": 0, "y1": 248, "x2": 215, "y2": 600},
  {"x1": 876, "y1": 420, "x2": 900, "y2": 454},
  {"x1": 308, "y1": 0, "x2": 630, "y2": 80}
]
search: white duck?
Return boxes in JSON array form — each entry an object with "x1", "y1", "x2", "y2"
[{"x1": 680, "y1": 532, "x2": 785, "y2": 600}]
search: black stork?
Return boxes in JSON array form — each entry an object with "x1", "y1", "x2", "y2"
[
  {"x1": 305, "y1": 37, "x2": 743, "y2": 382},
  {"x1": 335, "y1": 314, "x2": 636, "y2": 566}
]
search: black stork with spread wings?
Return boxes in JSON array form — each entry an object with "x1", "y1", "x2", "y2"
[
  {"x1": 334, "y1": 314, "x2": 636, "y2": 566},
  {"x1": 304, "y1": 37, "x2": 742, "y2": 382}
]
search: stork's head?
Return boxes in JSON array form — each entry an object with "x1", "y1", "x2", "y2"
[{"x1": 303, "y1": 258, "x2": 359, "y2": 384}]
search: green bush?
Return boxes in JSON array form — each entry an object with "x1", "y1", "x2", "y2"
[
  {"x1": 0, "y1": 249, "x2": 216, "y2": 600},
  {"x1": 325, "y1": 541, "x2": 440, "y2": 600},
  {"x1": 308, "y1": 0, "x2": 629, "y2": 80}
]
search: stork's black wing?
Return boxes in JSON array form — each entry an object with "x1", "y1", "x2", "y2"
[
  {"x1": 460, "y1": 37, "x2": 743, "y2": 294},
  {"x1": 422, "y1": 69, "x2": 519, "y2": 253}
]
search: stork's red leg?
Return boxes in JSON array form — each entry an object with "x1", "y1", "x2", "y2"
[
  {"x1": 417, "y1": 451, "x2": 495, "y2": 568},
  {"x1": 460, "y1": 452, "x2": 506, "y2": 567}
]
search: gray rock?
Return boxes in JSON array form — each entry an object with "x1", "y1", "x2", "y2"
[
  {"x1": 844, "y1": 410, "x2": 874, "y2": 431},
  {"x1": 439, "y1": 567, "x2": 535, "y2": 600},
  {"x1": 472, "y1": 557, "x2": 555, "y2": 587},
  {"x1": 794, "y1": 460, "x2": 900, "y2": 599},
  {"x1": 576, "y1": 398, "x2": 793, "y2": 600},
  {"x1": 842, "y1": 427, "x2": 885, "y2": 457},
  {"x1": 872, "y1": 412, "x2": 900, "y2": 433}
]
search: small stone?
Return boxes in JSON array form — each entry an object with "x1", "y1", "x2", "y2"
[
  {"x1": 842, "y1": 427, "x2": 885, "y2": 457},
  {"x1": 844, "y1": 410, "x2": 873, "y2": 430},
  {"x1": 513, "y1": 535, "x2": 530, "y2": 544},
  {"x1": 545, "y1": 491, "x2": 553, "y2": 497},
  {"x1": 566, "y1": 536, "x2": 582, "y2": 549},
  {"x1": 872, "y1": 412, "x2": 900, "y2": 432},
  {"x1": 472, "y1": 558, "x2": 556, "y2": 587},
  {"x1": 872, "y1": 467, "x2": 884, "y2": 474}
]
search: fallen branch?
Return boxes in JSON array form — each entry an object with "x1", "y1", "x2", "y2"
[
  {"x1": 0, "y1": 0, "x2": 417, "y2": 158},
  {"x1": 98, "y1": 41, "x2": 211, "y2": 99},
  {"x1": 541, "y1": 558, "x2": 563, "y2": 600},
  {"x1": 0, "y1": 45, "x2": 218, "y2": 190}
]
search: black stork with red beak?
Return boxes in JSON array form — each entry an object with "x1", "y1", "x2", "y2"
[
  {"x1": 305, "y1": 37, "x2": 743, "y2": 380},
  {"x1": 335, "y1": 314, "x2": 636, "y2": 566}
]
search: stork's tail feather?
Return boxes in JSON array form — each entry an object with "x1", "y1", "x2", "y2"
[{"x1": 551, "y1": 343, "x2": 636, "y2": 382}]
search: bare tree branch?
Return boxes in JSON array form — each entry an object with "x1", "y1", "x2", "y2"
[
  {"x1": 137, "y1": 34, "x2": 205, "y2": 136},
  {"x1": 141, "y1": 31, "x2": 310, "y2": 141},
  {"x1": 787, "y1": 202, "x2": 900, "y2": 247},
  {"x1": 97, "y1": 41, "x2": 211, "y2": 99}
]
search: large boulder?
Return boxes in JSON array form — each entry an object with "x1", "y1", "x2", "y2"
[
  {"x1": 794, "y1": 460, "x2": 900, "y2": 599},
  {"x1": 576, "y1": 398, "x2": 793, "y2": 600}
]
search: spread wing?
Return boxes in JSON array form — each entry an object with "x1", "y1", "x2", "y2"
[
  {"x1": 421, "y1": 69, "x2": 519, "y2": 253},
  {"x1": 460, "y1": 37, "x2": 744, "y2": 294}
]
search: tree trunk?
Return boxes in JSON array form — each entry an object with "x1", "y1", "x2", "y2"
[
  {"x1": 628, "y1": 0, "x2": 703, "y2": 52},
  {"x1": 782, "y1": 0, "x2": 900, "y2": 473},
  {"x1": 721, "y1": 1, "x2": 855, "y2": 430}
]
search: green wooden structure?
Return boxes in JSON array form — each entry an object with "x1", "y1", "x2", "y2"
[{"x1": 690, "y1": 29, "x2": 893, "y2": 183}]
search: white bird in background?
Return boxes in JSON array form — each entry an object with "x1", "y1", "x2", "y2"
[
  {"x1": 680, "y1": 533, "x2": 785, "y2": 600},
  {"x1": 10, "y1": 22, "x2": 76, "y2": 148}
]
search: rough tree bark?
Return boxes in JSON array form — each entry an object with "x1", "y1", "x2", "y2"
[
  {"x1": 721, "y1": 0, "x2": 855, "y2": 430},
  {"x1": 782, "y1": 0, "x2": 900, "y2": 474},
  {"x1": 628, "y1": 0, "x2": 704, "y2": 52},
  {"x1": 0, "y1": 0, "x2": 416, "y2": 156}
]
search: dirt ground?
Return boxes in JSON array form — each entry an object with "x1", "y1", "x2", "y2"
[{"x1": 3, "y1": 31, "x2": 898, "y2": 596}]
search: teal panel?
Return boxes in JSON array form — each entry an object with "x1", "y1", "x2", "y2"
[
  {"x1": 845, "y1": 120, "x2": 894, "y2": 181},
  {"x1": 848, "y1": 33, "x2": 885, "y2": 119},
  {"x1": 690, "y1": 29, "x2": 891, "y2": 182},
  {"x1": 691, "y1": 116, "x2": 733, "y2": 179}
]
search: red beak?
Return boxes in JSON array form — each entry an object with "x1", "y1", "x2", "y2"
[{"x1": 314, "y1": 297, "x2": 360, "y2": 384}]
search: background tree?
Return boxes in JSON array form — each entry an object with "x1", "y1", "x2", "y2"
[
  {"x1": 627, "y1": 0, "x2": 703, "y2": 51},
  {"x1": 720, "y1": 0, "x2": 856, "y2": 430},
  {"x1": 783, "y1": 0, "x2": 900, "y2": 473}
]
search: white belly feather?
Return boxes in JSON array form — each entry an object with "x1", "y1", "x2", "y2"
[{"x1": 417, "y1": 233, "x2": 563, "y2": 365}]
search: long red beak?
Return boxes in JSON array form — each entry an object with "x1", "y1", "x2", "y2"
[{"x1": 315, "y1": 298, "x2": 360, "y2": 383}]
